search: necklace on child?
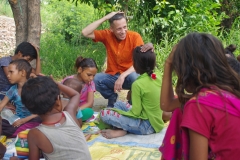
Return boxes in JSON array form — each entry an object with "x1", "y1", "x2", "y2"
[{"x1": 42, "y1": 112, "x2": 65, "y2": 127}]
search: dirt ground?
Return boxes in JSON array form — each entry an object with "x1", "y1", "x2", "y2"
[{"x1": 93, "y1": 90, "x2": 128, "y2": 112}]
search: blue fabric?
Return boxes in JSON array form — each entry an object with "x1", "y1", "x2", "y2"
[
  {"x1": 6, "y1": 85, "x2": 31, "y2": 118},
  {"x1": 0, "y1": 56, "x2": 12, "y2": 100},
  {"x1": 76, "y1": 109, "x2": 83, "y2": 119},
  {"x1": 100, "y1": 101, "x2": 155, "y2": 135},
  {"x1": 94, "y1": 72, "x2": 139, "y2": 101}
]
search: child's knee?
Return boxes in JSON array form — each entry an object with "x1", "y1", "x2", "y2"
[{"x1": 100, "y1": 109, "x2": 112, "y2": 118}]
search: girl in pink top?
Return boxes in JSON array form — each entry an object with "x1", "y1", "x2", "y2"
[
  {"x1": 160, "y1": 32, "x2": 240, "y2": 160},
  {"x1": 62, "y1": 56, "x2": 97, "y2": 121}
]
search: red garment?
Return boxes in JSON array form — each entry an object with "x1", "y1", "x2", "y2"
[
  {"x1": 181, "y1": 89, "x2": 240, "y2": 160},
  {"x1": 93, "y1": 30, "x2": 144, "y2": 75}
]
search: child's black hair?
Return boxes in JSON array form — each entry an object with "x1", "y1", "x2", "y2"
[
  {"x1": 21, "y1": 76, "x2": 60, "y2": 115},
  {"x1": 10, "y1": 59, "x2": 32, "y2": 79},
  {"x1": 227, "y1": 57, "x2": 240, "y2": 75},
  {"x1": 133, "y1": 46, "x2": 156, "y2": 76},
  {"x1": 225, "y1": 44, "x2": 237, "y2": 58},
  {"x1": 14, "y1": 42, "x2": 37, "y2": 59},
  {"x1": 74, "y1": 56, "x2": 98, "y2": 71},
  {"x1": 63, "y1": 78, "x2": 83, "y2": 92},
  {"x1": 172, "y1": 32, "x2": 240, "y2": 104}
]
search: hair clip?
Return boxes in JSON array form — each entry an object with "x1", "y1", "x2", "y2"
[{"x1": 151, "y1": 73, "x2": 157, "y2": 80}]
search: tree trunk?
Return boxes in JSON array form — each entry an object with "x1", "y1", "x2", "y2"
[
  {"x1": 8, "y1": 0, "x2": 41, "y2": 48},
  {"x1": 8, "y1": 0, "x2": 28, "y2": 46},
  {"x1": 27, "y1": 0, "x2": 41, "y2": 48}
]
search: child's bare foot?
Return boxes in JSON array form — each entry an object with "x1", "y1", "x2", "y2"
[{"x1": 100, "y1": 129, "x2": 127, "y2": 139}]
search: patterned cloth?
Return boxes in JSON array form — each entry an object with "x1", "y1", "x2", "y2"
[{"x1": 159, "y1": 108, "x2": 188, "y2": 160}]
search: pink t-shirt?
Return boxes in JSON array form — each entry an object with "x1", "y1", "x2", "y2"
[
  {"x1": 181, "y1": 100, "x2": 240, "y2": 159},
  {"x1": 62, "y1": 75, "x2": 96, "y2": 107},
  {"x1": 79, "y1": 81, "x2": 95, "y2": 106}
]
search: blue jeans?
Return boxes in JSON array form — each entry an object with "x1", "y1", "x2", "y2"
[
  {"x1": 100, "y1": 101, "x2": 155, "y2": 135},
  {"x1": 94, "y1": 72, "x2": 139, "y2": 101}
]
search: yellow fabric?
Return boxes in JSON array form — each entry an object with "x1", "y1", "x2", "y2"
[
  {"x1": 89, "y1": 142, "x2": 161, "y2": 160},
  {"x1": 81, "y1": 121, "x2": 100, "y2": 142},
  {"x1": 0, "y1": 135, "x2": 6, "y2": 143},
  {"x1": 86, "y1": 134, "x2": 99, "y2": 142}
]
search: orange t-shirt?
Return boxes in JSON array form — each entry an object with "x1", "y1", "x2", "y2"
[{"x1": 93, "y1": 30, "x2": 144, "y2": 75}]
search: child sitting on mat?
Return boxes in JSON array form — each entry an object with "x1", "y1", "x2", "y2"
[
  {"x1": 99, "y1": 46, "x2": 166, "y2": 139},
  {"x1": 17, "y1": 76, "x2": 91, "y2": 160},
  {"x1": 160, "y1": 33, "x2": 240, "y2": 160},
  {"x1": 0, "y1": 59, "x2": 41, "y2": 138},
  {"x1": 62, "y1": 56, "x2": 98, "y2": 121},
  {"x1": 62, "y1": 78, "x2": 94, "y2": 126}
]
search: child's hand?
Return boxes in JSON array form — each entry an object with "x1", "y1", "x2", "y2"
[
  {"x1": 29, "y1": 42, "x2": 40, "y2": 56},
  {"x1": 141, "y1": 43, "x2": 154, "y2": 52},
  {"x1": 49, "y1": 75, "x2": 57, "y2": 83},
  {"x1": 30, "y1": 73, "x2": 37, "y2": 78},
  {"x1": 30, "y1": 73, "x2": 45, "y2": 78},
  {"x1": 12, "y1": 118, "x2": 25, "y2": 127}
]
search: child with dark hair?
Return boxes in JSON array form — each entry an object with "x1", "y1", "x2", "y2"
[
  {"x1": 226, "y1": 56, "x2": 240, "y2": 74},
  {"x1": 20, "y1": 76, "x2": 91, "y2": 160},
  {"x1": 62, "y1": 78, "x2": 84, "y2": 100},
  {"x1": 62, "y1": 56, "x2": 97, "y2": 121},
  {"x1": 160, "y1": 33, "x2": 240, "y2": 160},
  {"x1": 99, "y1": 46, "x2": 165, "y2": 139},
  {"x1": 62, "y1": 78, "x2": 93, "y2": 123},
  {"x1": 0, "y1": 59, "x2": 41, "y2": 137},
  {"x1": 0, "y1": 42, "x2": 41, "y2": 100},
  {"x1": 160, "y1": 44, "x2": 240, "y2": 159},
  {"x1": 223, "y1": 44, "x2": 240, "y2": 74}
]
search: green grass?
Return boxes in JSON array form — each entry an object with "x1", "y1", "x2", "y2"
[
  {"x1": 40, "y1": 24, "x2": 240, "y2": 82},
  {"x1": 0, "y1": 0, "x2": 12, "y2": 17},
  {"x1": 1, "y1": 0, "x2": 239, "y2": 82},
  {"x1": 40, "y1": 33, "x2": 106, "y2": 80}
]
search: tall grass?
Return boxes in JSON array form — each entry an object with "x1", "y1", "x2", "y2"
[
  {"x1": 40, "y1": 33, "x2": 106, "y2": 80},
  {"x1": 154, "y1": 21, "x2": 240, "y2": 86},
  {"x1": 40, "y1": 25, "x2": 240, "y2": 82}
]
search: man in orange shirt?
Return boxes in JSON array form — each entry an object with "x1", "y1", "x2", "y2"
[{"x1": 82, "y1": 12, "x2": 153, "y2": 107}]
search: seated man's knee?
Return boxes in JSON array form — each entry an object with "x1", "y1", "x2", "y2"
[
  {"x1": 127, "y1": 72, "x2": 139, "y2": 83},
  {"x1": 93, "y1": 73, "x2": 101, "y2": 84}
]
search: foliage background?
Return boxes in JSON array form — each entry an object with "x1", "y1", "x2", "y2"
[{"x1": 1, "y1": 0, "x2": 240, "y2": 83}]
